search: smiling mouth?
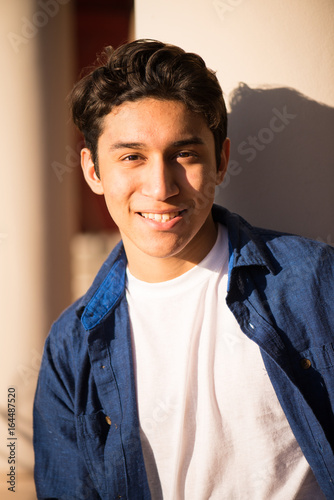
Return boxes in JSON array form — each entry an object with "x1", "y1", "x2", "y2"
[{"x1": 139, "y1": 211, "x2": 184, "y2": 222}]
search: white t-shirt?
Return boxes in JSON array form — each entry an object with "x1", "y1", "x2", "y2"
[{"x1": 125, "y1": 224, "x2": 325, "y2": 500}]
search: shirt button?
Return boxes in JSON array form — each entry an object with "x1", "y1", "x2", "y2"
[
  {"x1": 105, "y1": 415, "x2": 111, "y2": 425},
  {"x1": 300, "y1": 358, "x2": 312, "y2": 370}
]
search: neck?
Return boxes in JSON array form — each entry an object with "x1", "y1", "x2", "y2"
[
  {"x1": 122, "y1": 218, "x2": 218, "y2": 283},
  {"x1": 127, "y1": 254, "x2": 199, "y2": 283}
]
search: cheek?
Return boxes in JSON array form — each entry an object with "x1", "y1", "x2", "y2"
[
  {"x1": 185, "y1": 168, "x2": 217, "y2": 216},
  {"x1": 100, "y1": 175, "x2": 132, "y2": 215},
  {"x1": 102, "y1": 173, "x2": 136, "y2": 199},
  {"x1": 188, "y1": 166, "x2": 218, "y2": 198},
  {"x1": 202, "y1": 175, "x2": 217, "y2": 199}
]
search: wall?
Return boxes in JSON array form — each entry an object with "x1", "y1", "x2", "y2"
[
  {"x1": 0, "y1": 1, "x2": 76, "y2": 497},
  {"x1": 135, "y1": 0, "x2": 334, "y2": 242}
]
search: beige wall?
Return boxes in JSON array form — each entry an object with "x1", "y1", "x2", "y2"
[
  {"x1": 0, "y1": 1, "x2": 76, "y2": 497},
  {"x1": 135, "y1": 0, "x2": 334, "y2": 242}
]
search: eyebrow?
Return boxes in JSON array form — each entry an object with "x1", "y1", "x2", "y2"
[
  {"x1": 172, "y1": 137, "x2": 205, "y2": 147},
  {"x1": 109, "y1": 142, "x2": 145, "y2": 151},
  {"x1": 109, "y1": 136, "x2": 206, "y2": 151}
]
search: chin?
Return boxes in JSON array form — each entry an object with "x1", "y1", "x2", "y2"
[
  {"x1": 140, "y1": 241, "x2": 187, "y2": 260},
  {"x1": 142, "y1": 248, "x2": 179, "y2": 259}
]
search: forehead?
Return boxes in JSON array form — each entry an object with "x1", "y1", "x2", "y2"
[{"x1": 99, "y1": 98, "x2": 212, "y2": 146}]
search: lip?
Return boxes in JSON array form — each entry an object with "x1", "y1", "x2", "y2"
[
  {"x1": 136, "y1": 209, "x2": 186, "y2": 230},
  {"x1": 136, "y1": 208, "x2": 185, "y2": 214}
]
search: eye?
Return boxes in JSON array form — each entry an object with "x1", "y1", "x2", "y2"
[
  {"x1": 175, "y1": 150, "x2": 198, "y2": 161},
  {"x1": 122, "y1": 154, "x2": 141, "y2": 161}
]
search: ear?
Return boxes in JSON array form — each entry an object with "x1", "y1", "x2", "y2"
[
  {"x1": 80, "y1": 148, "x2": 104, "y2": 195},
  {"x1": 216, "y1": 138, "x2": 231, "y2": 185}
]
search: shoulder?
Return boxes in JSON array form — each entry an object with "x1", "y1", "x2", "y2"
[
  {"x1": 213, "y1": 203, "x2": 334, "y2": 272},
  {"x1": 255, "y1": 226, "x2": 334, "y2": 272},
  {"x1": 47, "y1": 298, "x2": 85, "y2": 351},
  {"x1": 246, "y1": 225, "x2": 334, "y2": 314},
  {"x1": 44, "y1": 240, "x2": 126, "y2": 364},
  {"x1": 39, "y1": 299, "x2": 87, "y2": 394}
]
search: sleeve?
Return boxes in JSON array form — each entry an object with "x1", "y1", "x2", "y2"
[{"x1": 33, "y1": 325, "x2": 101, "y2": 500}]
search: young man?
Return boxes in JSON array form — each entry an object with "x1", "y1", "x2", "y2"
[{"x1": 33, "y1": 40, "x2": 334, "y2": 499}]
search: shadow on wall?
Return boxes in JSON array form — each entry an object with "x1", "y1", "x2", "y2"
[{"x1": 215, "y1": 84, "x2": 334, "y2": 245}]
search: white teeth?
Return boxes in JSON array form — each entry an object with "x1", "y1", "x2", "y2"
[{"x1": 140, "y1": 212, "x2": 179, "y2": 222}]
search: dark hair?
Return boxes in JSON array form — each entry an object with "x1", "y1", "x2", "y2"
[{"x1": 70, "y1": 39, "x2": 227, "y2": 177}]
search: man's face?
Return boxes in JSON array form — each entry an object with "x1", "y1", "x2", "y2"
[{"x1": 81, "y1": 98, "x2": 229, "y2": 280}]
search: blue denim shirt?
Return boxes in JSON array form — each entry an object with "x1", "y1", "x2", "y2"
[{"x1": 33, "y1": 205, "x2": 334, "y2": 499}]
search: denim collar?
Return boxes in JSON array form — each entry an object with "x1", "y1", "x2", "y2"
[{"x1": 77, "y1": 205, "x2": 279, "y2": 331}]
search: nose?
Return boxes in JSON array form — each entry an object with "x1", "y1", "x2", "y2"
[{"x1": 141, "y1": 157, "x2": 179, "y2": 201}]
